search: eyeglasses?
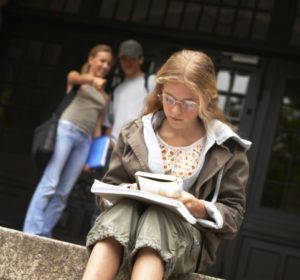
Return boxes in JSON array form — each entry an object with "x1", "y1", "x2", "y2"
[{"x1": 158, "y1": 93, "x2": 198, "y2": 111}]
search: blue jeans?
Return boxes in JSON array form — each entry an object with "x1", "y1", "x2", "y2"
[{"x1": 23, "y1": 121, "x2": 91, "y2": 237}]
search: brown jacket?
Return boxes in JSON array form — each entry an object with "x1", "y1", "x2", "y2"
[{"x1": 102, "y1": 117, "x2": 250, "y2": 271}]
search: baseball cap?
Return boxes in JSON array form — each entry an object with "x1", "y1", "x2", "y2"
[{"x1": 118, "y1": 39, "x2": 143, "y2": 59}]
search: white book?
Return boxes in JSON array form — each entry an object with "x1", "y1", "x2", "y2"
[
  {"x1": 91, "y1": 179, "x2": 197, "y2": 225},
  {"x1": 134, "y1": 171, "x2": 183, "y2": 198}
]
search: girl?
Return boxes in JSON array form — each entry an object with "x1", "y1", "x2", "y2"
[
  {"x1": 23, "y1": 44, "x2": 113, "y2": 237},
  {"x1": 82, "y1": 50, "x2": 251, "y2": 280}
]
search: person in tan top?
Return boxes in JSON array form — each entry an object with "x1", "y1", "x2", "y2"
[
  {"x1": 82, "y1": 50, "x2": 251, "y2": 280},
  {"x1": 23, "y1": 44, "x2": 113, "y2": 238}
]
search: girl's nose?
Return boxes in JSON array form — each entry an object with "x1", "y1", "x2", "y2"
[
  {"x1": 103, "y1": 63, "x2": 110, "y2": 70},
  {"x1": 171, "y1": 103, "x2": 183, "y2": 114}
]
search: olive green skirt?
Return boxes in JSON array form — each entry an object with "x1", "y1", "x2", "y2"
[{"x1": 86, "y1": 198, "x2": 202, "y2": 279}]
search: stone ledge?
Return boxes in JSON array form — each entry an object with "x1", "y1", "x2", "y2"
[
  {"x1": 0, "y1": 226, "x2": 223, "y2": 280},
  {"x1": 0, "y1": 226, "x2": 88, "y2": 280}
]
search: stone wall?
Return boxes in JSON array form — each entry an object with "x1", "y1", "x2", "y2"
[{"x1": 0, "y1": 226, "x2": 223, "y2": 280}]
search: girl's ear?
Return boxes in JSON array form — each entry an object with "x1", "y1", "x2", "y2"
[{"x1": 88, "y1": 55, "x2": 94, "y2": 66}]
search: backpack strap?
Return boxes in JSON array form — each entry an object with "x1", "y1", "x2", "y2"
[
  {"x1": 211, "y1": 167, "x2": 224, "y2": 203},
  {"x1": 110, "y1": 76, "x2": 124, "y2": 101},
  {"x1": 144, "y1": 73, "x2": 150, "y2": 92}
]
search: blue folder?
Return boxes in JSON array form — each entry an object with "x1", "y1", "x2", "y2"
[{"x1": 86, "y1": 135, "x2": 110, "y2": 168}]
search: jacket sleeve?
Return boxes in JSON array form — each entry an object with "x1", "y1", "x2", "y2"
[
  {"x1": 215, "y1": 145, "x2": 249, "y2": 238},
  {"x1": 102, "y1": 132, "x2": 134, "y2": 186},
  {"x1": 95, "y1": 130, "x2": 136, "y2": 210},
  {"x1": 102, "y1": 98, "x2": 114, "y2": 129},
  {"x1": 197, "y1": 145, "x2": 250, "y2": 239}
]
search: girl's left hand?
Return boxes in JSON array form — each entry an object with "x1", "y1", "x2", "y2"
[
  {"x1": 176, "y1": 191, "x2": 208, "y2": 219},
  {"x1": 176, "y1": 191, "x2": 198, "y2": 210},
  {"x1": 129, "y1": 183, "x2": 139, "y2": 190}
]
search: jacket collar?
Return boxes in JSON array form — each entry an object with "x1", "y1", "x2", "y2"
[
  {"x1": 142, "y1": 112, "x2": 251, "y2": 158},
  {"x1": 206, "y1": 119, "x2": 251, "y2": 151},
  {"x1": 125, "y1": 119, "x2": 150, "y2": 172},
  {"x1": 126, "y1": 112, "x2": 251, "y2": 191}
]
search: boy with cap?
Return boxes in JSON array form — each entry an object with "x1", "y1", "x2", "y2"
[{"x1": 103, "y1": 39, "x2": 155, "y2": 146}]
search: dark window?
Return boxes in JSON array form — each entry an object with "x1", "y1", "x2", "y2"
[
  {"x1": 94, "y1": 0, "x2": 274, "y2": 43},
  {"x1": 251, "y1": 12, "x2": 270, "y2": 41},
  {"x1": 99, "y1": 0, "x2": 117, "y2": 19},
  {"x1": 291, "y1": 0, "x2": 300, "y2": 46},
  {"x1": 181, "y1": 3, "x2": 201, "y2": 31},
  {"x1": 216, "y1": 68, "x2": 251, "y2": 127},
  {"x1": 233, "y1": 10, "x2": 253, "y2": 38},
  {"x1": 132, "y1": 0, "x2": 151, "y2": 23},
  {"x1": 258, "y1": 0, "x2": 274, "y2": 11},
  {"x1": 65, "y1": 0, "x2": 81, "y2": 14},
  {"x1": 216, "y1": 7, "x2": 235, "y2": 36},
  {"x1": 49, "y1": 0, "x2": 65, "y2": 12},
  {"x1": 115, "y1": 0, "x2": 133, "y2": 21},
  {"x1": 240, "y1": 0, "x2": 256, "y2": 9},
  {"x1": 262, "y1": 79, "x2": 300, "y2": 214},
  {"x1": 148, "y1": 0, "x2": 167, "y2": 26},
  {"x1": 0, "y1": 38, "x2": 62, "y2": 154},
  {"x1": 198, "y1": 5, "x2": 218, "y2": 33},
  {"x1": 165, "y1": 0, "x2": 184, "y2": 29},
  {"x1": 15, "y1": 0, "x2": 81, "y2": 13}
]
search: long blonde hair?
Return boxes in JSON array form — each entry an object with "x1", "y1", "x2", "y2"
[
  {"x1": 81, "y1": 44, "x2": 113, "y2": 74},
  {"x1": 143, "y1": 49, "x2": 229, "y2": 128}
]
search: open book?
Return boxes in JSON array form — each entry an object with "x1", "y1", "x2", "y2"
[
  {"x1": 135, "y1": 171, "x2": 183, "y2": 198},
  {"x1": 91, "y1": 180, "x2": 197, "y2": 224}
]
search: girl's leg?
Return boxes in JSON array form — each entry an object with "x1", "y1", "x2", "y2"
[
  {"x1": 132, "y1": 205, "x2": 201, "y2": 279},
  {"x1": 82, "y1": 237, "x2": 123, "y2": 280},
  {"x1": 131, "y1": 247, "x2": 164, "y2": 280},
  {"x1": 43, "y1": 127, "x2": 90, "y2": 234},
  {"x1": 23, "y1": 123, "x2": 74, "y2": 236},
  {"x1": 85, "y1": 199, "x2": 145, "y2": 278}
]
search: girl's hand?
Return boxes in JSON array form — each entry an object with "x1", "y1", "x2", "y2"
[
  {"x1": 109, "y1": 139, "x2": 115, "y2": 149},
  {"x1": 129, "y1": 183, "x2": 139, "y2": 190},
  {"x1": 83, "y1": 164, "x2": 95, "y2": 173},
  {"x1": 92, "y1": 77, "x2": 106, "y2": 91},
  {"x1": 176, "y1": 191, "x2": 209, "y2": 219}
]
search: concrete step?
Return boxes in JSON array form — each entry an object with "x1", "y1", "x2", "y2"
[{"x1": 0, "y1": 226, "x2": 223, "y2": 280}]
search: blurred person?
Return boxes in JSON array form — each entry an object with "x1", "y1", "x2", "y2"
[
  {"x1": 104, "y1": 39, "x2": 156, "y2": 147},
  {"x1": 23, "y1": 44, "x2": 113, "y2": 237}
]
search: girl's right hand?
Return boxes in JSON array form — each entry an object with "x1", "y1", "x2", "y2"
[
  {"x1": 129, "y1": 183, "x2": 139, "y2": 190},
  {"x1": 83, "y1": 164, "x2": 95, "y2": 173},
  {"x1": 92, "y1": 77, "x2": 106, "y2": 91}
]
